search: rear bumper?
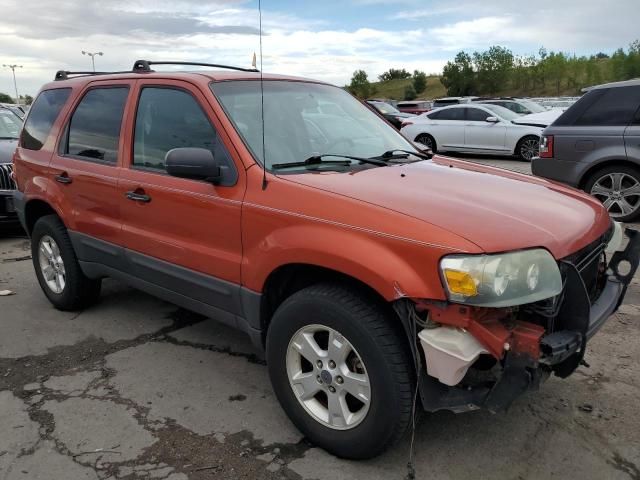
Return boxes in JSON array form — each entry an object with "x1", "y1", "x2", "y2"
[{"x1": 531, "y1": 157, "x2": 583, "y2": 187}]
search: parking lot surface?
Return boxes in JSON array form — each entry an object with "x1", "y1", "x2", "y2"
[{"x1": 1, "y1": 157, "x2": 640, "y2": 480}]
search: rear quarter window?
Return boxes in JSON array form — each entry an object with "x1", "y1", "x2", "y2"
[
  {"x1": 20, "y1": 88, "x2": 72, "y2": 150},
  {"x1": 556, "y1": 86, "x2": 640, "y2": 127}
]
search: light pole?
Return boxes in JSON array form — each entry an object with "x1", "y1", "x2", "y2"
[
  {"x1": 2, "y1": 64, "x2": 22, "y2": 105},
  {"x1": 81, "y1": 51, "x2": 103, "y2": 72}
]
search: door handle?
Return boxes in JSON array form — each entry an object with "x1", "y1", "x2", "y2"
[
  {"x1": 54, "y1": 173, "x2": 72, "y2": 184},
  {"x1": 125, "y1": 190, "x2": 151, "y2": 203}
]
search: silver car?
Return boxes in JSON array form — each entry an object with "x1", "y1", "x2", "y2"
[{"x1": 532, "y1": 79, "x2": 640, "y2": 221}]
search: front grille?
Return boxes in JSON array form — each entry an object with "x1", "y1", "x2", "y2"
[
  {"x1": 562, "y1": 225, "x2": 613, "y2": 303},
  {"x1": 0, "y1": 164, "x2": 16, "y2": 191}
]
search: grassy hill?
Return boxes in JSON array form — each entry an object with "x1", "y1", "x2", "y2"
[{"x1": 370, "y1": 76, "x2": 446, "y2": 101}]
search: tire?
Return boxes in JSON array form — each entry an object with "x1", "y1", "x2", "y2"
[
  {"x1": 584, "y1": 165, "x2": 640, "y2": 222},
  {"x1": 415, "y1": 133, "x2": 436, "y2": 153},
  {"x1": 31, "y1": 215, "x2": 101, "y2": 310},
  {"x1": 266, "y1": 283, "x2": 414, "y2": 459},
  {"x1": 516, "y1": 135, "x2": 539, "y2": 161}
]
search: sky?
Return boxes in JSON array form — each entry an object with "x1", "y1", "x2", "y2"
[{"x1": 0, "y1": 0, "x2": 639, "y2": 97}]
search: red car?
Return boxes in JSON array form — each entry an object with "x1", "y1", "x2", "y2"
[
  {"x1": 12, "y1": 60, "x2": 639, "y2": 460},
  {"x1": 396, "y1": 100, "x2": 432, "y2": 115}
]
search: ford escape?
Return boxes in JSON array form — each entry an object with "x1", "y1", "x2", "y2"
[{"x1": 12, "y1": 61, "x2": 640, "y2": 460}]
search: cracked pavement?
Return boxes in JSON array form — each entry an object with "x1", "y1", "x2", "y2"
[{"x1": 1, "y1": 226, "x2": 640, "y2": 479}]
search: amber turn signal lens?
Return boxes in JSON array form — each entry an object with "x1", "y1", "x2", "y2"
[{"x1": 443, "y1": 269, "x2": 478, "y2": 297}]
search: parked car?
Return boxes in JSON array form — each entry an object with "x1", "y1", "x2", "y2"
[
  {"x1": 0, "y1": 103, "x2": 26, "y2": 119},
  {"x1": 401, "y1": 103, "x2": 543, "y2": 160},
  {"x1": 533, "y1": 79, "x2": 640, "y2": 221},
  {"x1": 13, "y1": 62, "x2": 639, "y2": 460},
  {"x1": 396, "y1": 100, "x2": 432, "y2": 115},
  {"x1": 0, "y1": 107, "x2": 22, "y2": 224},
  {"x1": 366, "y1": 100, "x2": 415, "y2": 129},
  {"x1": 474, "y1": 98, "x2": 548, "y2": 115},
  {"x1": 432, "y1": 96, "x2": 478, "y2": 109}
]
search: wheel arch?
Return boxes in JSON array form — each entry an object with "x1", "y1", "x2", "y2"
[
  {"x1": 24, "y1": 198, "x2": 64, "y2": 236},
  {"x1": 578, "y1": 159, "x2": 640, "y2": 190}
]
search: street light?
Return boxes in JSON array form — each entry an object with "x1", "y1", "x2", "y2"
[
  {"x1": 2, "y1": 64, "x2": 22, "y2": 105},
  {"x1": 81, "y1": 51, "x2": 103, "y2": 72}
]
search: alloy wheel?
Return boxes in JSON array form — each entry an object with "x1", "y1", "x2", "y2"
[
  {"x1": 416, "y1": 135, "x2": 433, "y2": 151},
  {"x1": 38, "y1": 235, "x2": 66, "y2": 294},
  {"x1": 519, "y1": 138, "x2": 539, "y2": 161},
  {"x1": 286, "y1": 324, "x2": 371, "y2": 430},
  {"x1": 590, "y1": 172, "x2": 640, "y2": 219}
]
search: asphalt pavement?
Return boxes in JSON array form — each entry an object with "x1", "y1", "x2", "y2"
[{"x1": 1, "y1": 156, "x2": 639, "y2": 480}]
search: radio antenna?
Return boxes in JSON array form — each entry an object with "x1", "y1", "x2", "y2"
[{"x1": 259, "y1": 0, "x2": 267, "y2": 190}]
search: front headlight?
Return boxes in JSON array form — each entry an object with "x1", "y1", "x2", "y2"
[{"x1": 440, "y1": 249, "x2": 562, "y2": 307}]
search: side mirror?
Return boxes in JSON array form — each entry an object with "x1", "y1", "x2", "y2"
[
  {"x1": 485, "y1": 116, "x2": 499, "y2": 123},
  {"x1": 165, "y1": 148, "x2": 221, "y2": 183}
]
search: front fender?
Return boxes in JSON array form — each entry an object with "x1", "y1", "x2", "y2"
[{"x1": 242, "y1": 220, "x2": 451, "y2": 302}]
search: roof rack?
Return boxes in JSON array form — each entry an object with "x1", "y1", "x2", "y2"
[{"x1": 54, "y1": 59, "x2": 259, "y2": 81}]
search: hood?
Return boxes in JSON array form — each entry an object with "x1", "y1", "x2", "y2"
[
  {"x1": 0, "y1": 139, "x2": 17, "y2": 164},
  {"x1": 284, "y1": 156, "x2": 610, "y2": 259},
  {"x1": 512, "y1": 109, "x2": 563, "y2": 128}
]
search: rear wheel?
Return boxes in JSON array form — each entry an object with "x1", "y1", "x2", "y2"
[
  {"x1": 584, "y1": 165, "x2": 640, "y2": 222},
  {"x1": 516, "y1": 135, "x2": 539, "y2": 161},
  {"x1": 415, "y1": 133, "x2": 436, "y2": 153},
  {"x1": 31, "y1": 215, "x2": 101, "y2": 310},
  {"x1": 266, "y1": 284, "x2": 414, "y2": 459}
]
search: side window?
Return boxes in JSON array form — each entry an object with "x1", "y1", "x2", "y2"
[
  {"x1": 66, "y1": 87, "x2": 128, "y2": 163},
  {"x1": 575, "y1": 86, "x2": 640, "y2": 126},
  {"x1": 133, "y1": 87, "x2": 235, "y2": 182},
  {"x1": 21, "y1": 88, "x2": 71, "y2": 150},
  {"x1": 466, "y1": 107, "x2": 490, "y2": 121},
  {"x1": 438, "y1": 108, "x2": 465, "y2": 121},
  {"x1": 428, "y1": 110, "x2": 442, "y2": 120}
]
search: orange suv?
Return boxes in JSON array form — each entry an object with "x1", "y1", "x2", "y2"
[{"x1": 12, "y1": 61, "x2": 640, "y2": 459}]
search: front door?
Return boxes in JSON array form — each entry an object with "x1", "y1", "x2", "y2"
[
  {"x1": 463, "y1": 106, "x2": 508, "y2": 152},
  {"x1": 117, "y1": 80, "x2": 245, "y2": 315}
]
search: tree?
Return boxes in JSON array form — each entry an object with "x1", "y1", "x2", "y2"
[
  {"x1": 403, "y1": 85, "x2": 417, "y2": 101},
  {"x1": 441, "y1": 51, "x2": 476, "y2": 96},
  {"x1": 412, "y1": 70, "x2": 427, "y2": 94},
  {"x1": 473, "y1": 46, "x2": 514, "y2": 94},
  {"x1": 19, "y1": 94, "x2": 33, "y2": 105},
  {"x1": 0, "y1": 92, "x2": 13, "y2": 103},
  {"x1": 378, "y1": 68, "x2": 411, "y2": 82},
  {"x1": 348, "y1": 70, "x2": 371, "y2": 98}
]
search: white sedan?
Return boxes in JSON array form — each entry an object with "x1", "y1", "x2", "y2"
[{"x1": 400, "y1": 104, "x2": 544, "y2": 161}]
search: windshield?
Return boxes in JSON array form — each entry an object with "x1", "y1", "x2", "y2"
[
  {"x1": 371, "y1": 102, "x2": 400, "y2": 114},
  {"x1": 481, "y1": 104, "x2": 521, "y2": 121},
  {"x1": 518, "y1": 100, "x2": 546, "y2": 113},
  {"x1": 0, "y1": 110, "x2": 22, "y2": 138},
  {"x1": 211, "y1": 81, "x2": 417, "y2": 170}
]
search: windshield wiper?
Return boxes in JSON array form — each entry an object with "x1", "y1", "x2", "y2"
[
  {"x1": 377, "y1": 149, "x2": 432, "y2": 161},
  {"x1": 0, "y1": 136, "x2": 18, "y2": 140},
  {"x1": 272, "y1": 154, "x2": 387, "y2": 170}
]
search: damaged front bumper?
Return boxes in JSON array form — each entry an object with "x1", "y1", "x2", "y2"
[{"x1": 408, "y1": 227, "x2": 640, "y2": 414}]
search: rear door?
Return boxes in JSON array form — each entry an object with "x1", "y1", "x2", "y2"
[
  {"x1": 463, "y1": 106, "x2": 508, "y2": 152},
  {"x1": 428, "y1": 107, "x2": 466, "y2": 149},
  {"x1": 49, "y1": 80, "x2": 131, "y2": 264},
  {"x1": 117, "y1": 79, "x2": 245, "y2": 316},
  {"x1": 624, "y1": 102, "x2": 640, "y2": 164}
]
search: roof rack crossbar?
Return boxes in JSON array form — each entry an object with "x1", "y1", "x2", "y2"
[{"x1": 132, "y1": 60, "x2": 259, "y2": 73}]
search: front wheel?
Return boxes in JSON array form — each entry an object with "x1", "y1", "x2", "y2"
[
  {"x1": 266, "y1": 284, "x2": 414, "y2": 459},
  {"x1": 516, "y1": 135, "x2": 540, "y2": 161},
  {"x1": 31, "y1": 215, "x2": 101, "y2": 310},
  {"x1": 415, "y1": 133, "x2": 436, "y2": 153}
]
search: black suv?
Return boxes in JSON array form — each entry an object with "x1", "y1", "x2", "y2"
[
  {"x1": 0, "y1": 106, "x2": 21, "y2": 224},
  {"x1": 533, "y1": 80, "x2": 640, "y2": 221}
]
